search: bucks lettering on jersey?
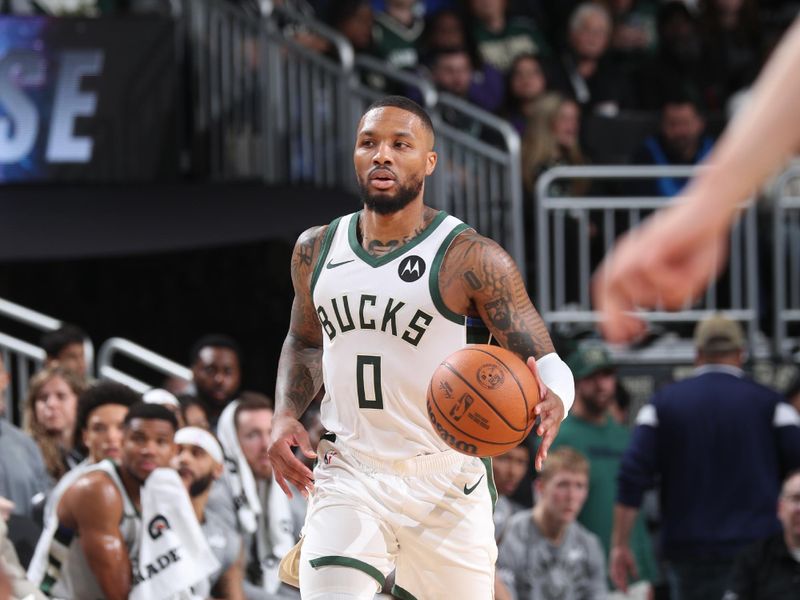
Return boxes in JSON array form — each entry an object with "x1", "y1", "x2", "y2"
[{"x1": 311, "y1": 211, "x2": 470, "y2": 460}]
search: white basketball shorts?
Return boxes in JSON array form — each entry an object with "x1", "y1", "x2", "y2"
[{"x1": 299, "y1": 437, "x2": 498, "y2": 600}]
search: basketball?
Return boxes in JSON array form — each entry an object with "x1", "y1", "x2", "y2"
[{"x1": 426, "y1": 344, "x2": 541, "y2": 457}]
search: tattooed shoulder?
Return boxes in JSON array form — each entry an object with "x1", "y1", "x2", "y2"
[{"x1": 291, "y1": 225, "x2": 327, "y2": 280}]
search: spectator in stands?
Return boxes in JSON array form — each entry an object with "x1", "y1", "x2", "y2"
[
  {"x1": 503, "y1": 52, "x2": 548, "y2": 135},
  {"x1": 208, "y1": 397, "x2": 300, "y2": 599},
  {"x1": 497, "y1": 447, "x2": 607, "y2": 599},
  {"x1": 0, "y1": 355, "x2": 50, "y2": 518},
  {"x1": 425, "y1": 47, "x2": 501, "y2": 141},
  {"x1": 610, "y1": 315, "x2": 800, "y2": 599},
  {"x1": 548, "y1": 341, "x2": 658, "y2": 597},
  {"x1": 421, "y1": 9, "x2": 505, "y2": 112},
  {"x1": 603, "y1": 0, "x2": 658, "y2": 70},
  {"x1": 722, "y1": 469, "x2": 800, "y2": 600},
  {"x1": 492, "y1": 440, "x2": 530, "y2": 543},
  {"x1": 635, "y1": 2, "x2": 706, "y2": 111},
  {"x1": 630, "y1": 94, "x2": 714, "y2": 197},
  {"x1": 327, "y1": 0, "x2": 375, "y2": 54},
  {"x1": 183, "y1": 397, "x2": 212, "y2": 431},
  {"x1": 521, "y1": 92, "x2": 586, "y2": 195},
  {"x1": 73, "y1": 381, "x2": 139, "y2": 465},
  {"x1": 40, "y1": 325, "x2": 88, "y2": 379},
  {"x1": 187, "y1": 334, "x2": 243, "y2": 428},
  {"x1": 24, "y1": 366, "x2": 86, "y2": 481},
  {"x1": 466, "y1": 0, "x2": 550, "y2": 74},
  {"x1": 699, "y1": 0, "x2": 762, "y2": 111},
  {"x1": 373, "y1": 0, "x2": 424, "y2": 70},
  {"x1": 550, "y1": 2, "x2": 633, "y2": 116}
]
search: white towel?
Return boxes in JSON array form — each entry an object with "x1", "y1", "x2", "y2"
[
  {"x1": 129, "y1": 468, "x2": 220, "y2": 600},
  {"x1": 217, "y1": 400, "x2": 261, "y2": 533}
]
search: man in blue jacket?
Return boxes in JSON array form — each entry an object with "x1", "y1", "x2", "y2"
[{"x1": 609, "y1": 315, "x2": 800, "y2": 600}]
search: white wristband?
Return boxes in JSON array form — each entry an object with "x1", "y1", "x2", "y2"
[{"x1": 535, "y1": 352, "x2": 575, "y2": 419}]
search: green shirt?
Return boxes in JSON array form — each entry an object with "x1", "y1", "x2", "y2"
[
  {"x1": 547, "y1": 414, "x2": 659, "y2": 585},
  {"x1": 472, "y1": 17, "x2": 551, "y2": 73}
]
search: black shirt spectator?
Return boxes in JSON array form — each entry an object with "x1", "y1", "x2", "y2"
[{"x1": 722, "y1": 470, "x2": 800, "y2": 600}]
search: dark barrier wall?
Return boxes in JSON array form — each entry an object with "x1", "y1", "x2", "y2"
[
  {"x1": 0, "y1": 183, "x2": 360, "y2": 395},
  {"x1": 0, "y1": 17, "x2": 178, "y2": 182}
]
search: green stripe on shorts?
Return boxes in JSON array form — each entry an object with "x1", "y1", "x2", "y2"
[
  {"x1": 308, "y1": 555, "x2": 386, "y2": 587},
  {"x1": 392, "y1": 584, "x2": 419, "y2": 600},
  {"x1": 481, "y1": 457, "x2": 498, "y2": 511}
]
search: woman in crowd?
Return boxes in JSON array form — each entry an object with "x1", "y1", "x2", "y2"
[
  {"x1": 521, "y1": 92, "x2": 586, "y2": 195},
  {"x1": 503, "y1": 52, "x2": 548, "y2": 135},
  {"x1": 24, "y1": 366, "x2": 86, "y2": 482}
]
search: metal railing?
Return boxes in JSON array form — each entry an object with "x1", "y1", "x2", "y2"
[
  {"x1": 0, "y1": 332, "x2": 46, "y2": 423},
  {"x1": 0, "y1": 297, "x2": 96, "y2": 418},
  {"x1": 97, "y1": 337, "x2": 192, "y2": 394},
  {"x1": 186, "y1": 0, "x2": 267, "y2": 179},
  {"x1": 184, "y1": 2, "x2": 526, "y2": 273},
  {"x1": 536, "y1": 166, "x2": 760, "y2": 352},
  {"x1": 431, "y1": 92, "x2": 526, "y2": 277},
  {"x1": 772, "y1": 163, "x2": 800, "y2": 357}
]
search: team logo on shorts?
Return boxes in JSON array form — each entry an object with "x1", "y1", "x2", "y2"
[
  {"x1": 323, "y1": 449, "x2": 338, "y2": 465},
  {"x1": 147, "y1": 515, "x2": 171, "y2": 540},
  {"x1": 450, "y1": 393, "x2": 474, "y2": 421},
  {"x1": 477, "y1": 364, "x2": 505, "y2": 389},
  {"x1": 398, "y1": 256, "x2": 426, "y2": 282}
]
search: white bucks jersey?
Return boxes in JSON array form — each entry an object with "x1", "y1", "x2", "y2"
[{"x1": 312, "y1": 210, "x2": 471, "y2": 459}]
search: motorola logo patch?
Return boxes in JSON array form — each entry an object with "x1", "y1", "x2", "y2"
[{"x1": 398, "y1": 256, "x2": 426, "y2": 282}]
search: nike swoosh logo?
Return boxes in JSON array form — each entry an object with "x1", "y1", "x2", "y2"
[
  {"x1": 326, "y1": 259, "x2": 354, "y2": 269},
  {"x1": 464, "y1": 474, "x2": 484, "y2": 495}
]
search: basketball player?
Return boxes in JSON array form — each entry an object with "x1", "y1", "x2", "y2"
[
  {"x1": 268, "y1": 96, "x2": 575, "y2": 600},
  {"x1": 594, "y1": 17, "x2": 800, "y2": 343},
  {"x1": 174, "y1": 427, "x2": 245, "y2": 599},
  {"x1": 29, "y1": 402, "x2": 177, "y2": 600}
]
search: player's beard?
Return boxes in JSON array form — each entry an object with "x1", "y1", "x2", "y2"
[
  {"x1": 188, "y1": 472, "x2": 215, "y2": 497},
  {"x1": 358, "y1": 173, "x2": 423, "y2": 215}
]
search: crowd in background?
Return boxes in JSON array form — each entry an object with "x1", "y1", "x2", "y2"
[{"x1": 0, "y1": 315, "x2": 800, "y2": 599}]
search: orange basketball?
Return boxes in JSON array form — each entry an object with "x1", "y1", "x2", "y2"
[{"x1": 427, "y1": 344, "x2": 541, "y2": 457}]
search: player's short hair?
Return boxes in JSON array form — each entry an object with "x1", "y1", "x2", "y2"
[
  {"x1": 74, "y1": 381, "x2": 141, "y2": 449},
  {"x1": 123, "y1": 401, "x2": 178, "y2": 431},
  {"x1": 189, "y1": 334, "x2": 242, "y2": 366},
  {"x1": 538, "y1": 447, "x2": 589, "y2": 483},
  {"x1": 40, "y1": 325, "x2": 87, "y2": 359},
  {"x1": 233, "y1": 395, "x2": 274, "y2": 431},
  {"x1": 782, "y1": 468, "x2": 800, "y2": 494},
  {"x1": 364, "y1": 95, "x2": 435, "y2": 139}
]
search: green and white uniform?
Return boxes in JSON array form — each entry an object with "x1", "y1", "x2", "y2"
[
  {"x1": 28, "y1": 460, "x2": 141, "y2": 599},
  {"x1": 301, "y1": 210, "x2": 497, "y2": 600}
]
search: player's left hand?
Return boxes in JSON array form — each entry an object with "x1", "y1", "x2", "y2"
[{"x1": 526, "y1": 357, "x2": 564, "y2": 471}]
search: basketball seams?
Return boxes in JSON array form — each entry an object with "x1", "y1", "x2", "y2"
[
  {"x1": 469, "y1": 347, "x2": 535, "y2": 444},
  {"x1": 441, "y1": 362, "x2": 527, "y2": 433}
]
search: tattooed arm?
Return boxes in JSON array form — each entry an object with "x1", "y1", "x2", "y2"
[
  {"x1": 269, "y1": 225, "x2": 327, "y2": 497},
  {"x1": 439, "y1": 230, "x2": 564, "y2": 470}
]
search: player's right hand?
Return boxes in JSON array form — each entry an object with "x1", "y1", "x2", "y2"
[{"x1": 268, "y1": 412, "x2": 317, "y2": 499}]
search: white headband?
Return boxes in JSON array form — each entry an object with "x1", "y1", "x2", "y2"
[
  {"x1": 143, "y1": 388, "x2": 181, "y2": 409},
  {"x1": 174, "y1": 427, "x2": 224, "y2": 464}
]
